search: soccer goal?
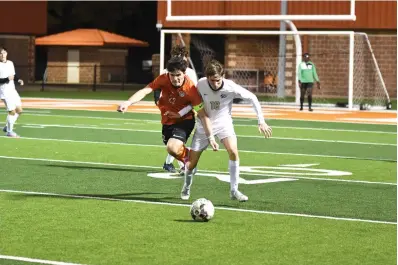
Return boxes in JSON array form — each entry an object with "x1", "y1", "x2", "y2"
[{"x1": 160, "y1": 29, "x2": 391, "y2": 110}]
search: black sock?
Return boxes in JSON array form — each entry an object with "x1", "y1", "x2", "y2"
[
  {"x1": 308, "y1": 96, "x2": 312, "y2": 109},
  {"x1": 300, "y1": 97, "x2": 304, "y2": 108}
]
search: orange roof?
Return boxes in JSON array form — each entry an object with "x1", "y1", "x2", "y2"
[{"x1": 35, "y1": 29, "x2": 149, "y2": 47}]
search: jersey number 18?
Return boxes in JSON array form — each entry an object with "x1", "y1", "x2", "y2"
[{"x1": 210, "y1": 101, "x2": 220, "y2": 110}]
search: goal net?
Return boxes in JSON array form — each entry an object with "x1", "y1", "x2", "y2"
[{"x1": 160, "y1": 30, "x2": 391, "y2": 110}]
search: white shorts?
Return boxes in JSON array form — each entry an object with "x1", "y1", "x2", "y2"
[
  {"x1": 1, "y1": 89, "x2": 22, "y2": 111},
  {"x1": 190, "y1": 124, "x2": 236, "y2": 151}
]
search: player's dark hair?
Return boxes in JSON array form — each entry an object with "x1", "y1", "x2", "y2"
[
  {"x1": 166, "y1": 56, "x2": 187, "y2": 73},
  {"x1": 170, "y1": 44, "x2": 188, "y2": 58},
  {"x1": 205, "y1": 59, "x2": 224, "y2": 77},
  {"x1": 0, "y1": 46, "x2": 7, "y2": 52}
]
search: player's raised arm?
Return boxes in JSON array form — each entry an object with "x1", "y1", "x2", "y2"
[
  {"x1": 118, "y1": 74, "x2": 167, "y2": 113},
  {"x1": 117, "y1": 87, "x2": 153, "y2": 113},
  {"x1": 233, "y1": 82, "x2": 272, "y2": 138}
]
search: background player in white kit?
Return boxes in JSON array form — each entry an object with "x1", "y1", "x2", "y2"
[
  {"x1": 171, "y1": 59, "x2": 272, "y2": 201},
  {"x1": 0, "y1": 47, "x2": 24, "y2": 137},
  {"x1": 154, "y1": 45, "x2": 198, "y2": 173}
]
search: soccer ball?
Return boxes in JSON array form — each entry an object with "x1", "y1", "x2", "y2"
[{"x1": 190, "y1": 198, "x2": 215, "y2": 222}]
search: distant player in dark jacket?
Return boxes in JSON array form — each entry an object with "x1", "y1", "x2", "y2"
[{"x1": 298, "y1": 53, "x2": 320, "y2": 112}]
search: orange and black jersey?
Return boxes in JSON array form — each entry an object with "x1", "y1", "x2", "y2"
[{"x1": 148, "y1": 74, "x2": 202, "y2": 125}]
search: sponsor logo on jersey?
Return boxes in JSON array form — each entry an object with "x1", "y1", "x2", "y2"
[
  {"x1": 178, "y1": 91, "x2": 185, "y2": 97},
  {"x1": 221, "y1": 94, "x2": 227, "y2": 98}
]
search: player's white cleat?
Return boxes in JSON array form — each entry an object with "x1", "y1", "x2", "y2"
[
  {"x1": 230, "y1": 190, "x2": 248, "y2": 202},
  {"x1": 6, "y1": 131, "x2": 20, "y2": 138},
  {"x1": 180, "y1": 185, "x2": 190, "y2": 200}
]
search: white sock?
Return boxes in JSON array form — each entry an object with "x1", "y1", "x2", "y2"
[
  {"x1": 6, "y1": 114, "x2": 17, "y2": 133},
  {"x1": 165, "y1": 154, "x2": 175, "y2": 164},
  {"x1": 184, "y1": 168, "x2": 194, "y2": 189},
  {"x1": 229, "y1": 160, "x2": 240, "y2": 192},
  {"x1": 177, "y1": 160, "x2": 185, "y2": 168}
]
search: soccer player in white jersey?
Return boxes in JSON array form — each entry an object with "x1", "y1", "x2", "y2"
[
  {"x1": 171, "y1": 59, "x2": 272, "y2": 202},
  {"x1": 154, "y1": 45, "x2": 198, "y2": 173},
  {"x1": 0, "y1": 47, "x2": 24, "y2": 137}
]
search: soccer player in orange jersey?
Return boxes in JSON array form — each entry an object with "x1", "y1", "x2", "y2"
[
  {"x1": 118, "y1": 56, "x2": 218, "y2": 167},
  {"x1": 155, "y1": 45, "x2": 198, "y2": 173}
]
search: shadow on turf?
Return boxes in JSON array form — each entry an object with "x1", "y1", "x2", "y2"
[{"x1": 44, "y1": 164, "x2": 150, "y2": 172}]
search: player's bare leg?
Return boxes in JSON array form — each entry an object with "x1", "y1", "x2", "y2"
[
  {"x1": 222, "y1": 136, "x2": 248, "y2": 202},
  {"x1": 181, "y1": 150, "x2": 203, "y2": 200},
  {"x1": 166, "y1": 138, "x2": 189, "y2": 164},
  {"x1": 3, "y1": 102, "x2": 22, "y2": 137}
]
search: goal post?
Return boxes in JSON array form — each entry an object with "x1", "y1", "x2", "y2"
[{"x1": 159, "y1": 29, "x2": 391, "y2": 110}]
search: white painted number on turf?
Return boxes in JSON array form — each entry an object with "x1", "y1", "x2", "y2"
[{"x1": 147, "y1": 164, "x2": 352, "y2": 184}]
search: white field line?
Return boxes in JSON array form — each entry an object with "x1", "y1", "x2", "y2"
[
  {"x1": 0, "y1": 255, "x2": 87, "y2": 265},
  {"x1": 20, "y1": 123, "x2": 396, "y2": 146},
  {"x1": 22, "y1": 113, "x2": 397, "y2": 134},
  {"x1": 0, "y1": 136, "x2": 396, "y2": 162},
  {"x1": 0, "y1": 155, "x2": 395, "y2": 186},
  {"x1": 0, "y1": 188, "x2": 396, "y2": 225},
  {"x1": 265, "y1": 125, "x2": 397, "y2": 135}
]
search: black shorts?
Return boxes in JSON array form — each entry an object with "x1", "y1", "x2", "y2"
[
  {"x1": 162, "y1": 118, "x2": 195, "y2": 145},
  {"x1": 300, "y1": 83, "x2": 313, "y2": 95}
]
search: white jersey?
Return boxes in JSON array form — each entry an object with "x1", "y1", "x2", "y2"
[
  {"x1": 196, "y1": 77, "x2": 265, "y2": 130},
  {"x1": 161, "y1": 67, "x2": 198, "y2": 85},
  {"x1": 0, "y1": 60, "x2": 16, "y2": 99}
]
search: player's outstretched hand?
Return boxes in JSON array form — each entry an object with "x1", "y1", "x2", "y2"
[
  {"x1": 18, "y1": 79, "x2": 24, "y2": 86},
  {"x1": 259, "y1": 123, "x2": 272, "y2": 138},
  {"x1": 164, "y1": 111, "x2": 181, "y2": 119},
  {"x1": 208, "y1": 136, "x2": 219, "y2": 151},
  {"x1": 117, "y1": 101, "x2": 131, "y2": 113}
]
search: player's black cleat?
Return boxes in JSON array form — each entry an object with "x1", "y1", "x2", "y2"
[{"x1": 163, "y1": 163, "x2": 176, "y2": 173}]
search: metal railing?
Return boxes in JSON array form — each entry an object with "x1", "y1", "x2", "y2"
[{"x1": 40, "y1": 65, "x2": 129, "y2": 91}]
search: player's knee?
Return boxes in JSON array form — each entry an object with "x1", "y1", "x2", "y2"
[
  {"x1": 8, "y1": 110, "x2": 16, "y2": 115},
  {"x1": 16, "y1": 107, "x2": 22, "y2": 114},
  {"x1": 166, "y1": 145, "x2": 176, "y2": 156}
]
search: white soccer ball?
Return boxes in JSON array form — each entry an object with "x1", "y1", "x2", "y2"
[{"x1": 190, "y1": 198, "x2": 215, "y2": 222}]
